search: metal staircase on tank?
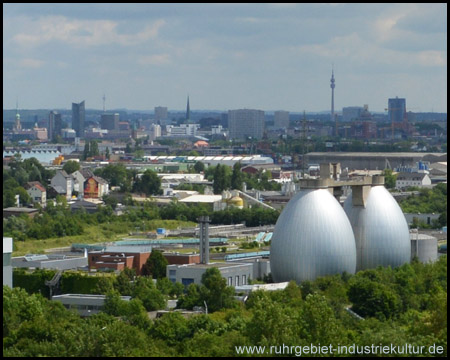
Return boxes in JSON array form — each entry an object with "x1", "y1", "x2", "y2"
[{"x1": 45, "y1": 270, "x2": 63, "y2": 298}]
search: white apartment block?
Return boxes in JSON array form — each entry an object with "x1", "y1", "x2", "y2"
[{"x1": 149, "y1": 124, "x2": 162, "y2": 141}]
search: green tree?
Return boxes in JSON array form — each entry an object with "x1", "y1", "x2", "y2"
[
  {"x1": 90, "y1": 141, "x2": 100, "y2": 157},
  {"x1": 193, "y1": 161, "x2": 205, "y2": 173},
  {"x1": 213, "y1": 164, "x2": 230, "y2": 194},
  {"x1": 348, "y1": 275, "x2": 402, "y2": 320},
  {"x1": 231, "y1": 162, "x2": 243, "y2": 190},
  {"x1": 62, "y1": 160, "x2": 80, "y2": 174},
  {"x1": 134, "y1": 169, "x2": 162, "y2": 196},
  {"x1": 95, "y1": 163, "x2": 133, "y2": 192},
  {"x1": 177, "y1": 283, "x2": 202, "y2": 310},
  {"x1": 83, "y1": 141, "x2": 90, "y2": 160},
  {"x1": 14, "y1": 187, "x2": 31, "y2": 206},
  {"x1": 199, "y1": 268, "x2": 236, "y2": 312},
  {"x1": 383, "y1": 168, "x2": 397, "y2": 189},
  {"x1": 132, "y1": 277, "x2": 166, "y2": 311},
  {"x1": 102, "y1": 194, "x2": 118, "y2": 210},
  {"x1": 141, "y1": 250, "x2": 169, "y2": 279}
]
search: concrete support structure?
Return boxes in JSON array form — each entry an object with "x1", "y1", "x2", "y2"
[{"x1": 198, "y1": 216, "x2": 210, "y2": 265}]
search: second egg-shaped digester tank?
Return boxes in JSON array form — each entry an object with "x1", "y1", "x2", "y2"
[
  {"x1": 343, "y1": 185, "x2": 411, "y2": 271},
  {"x1": 270, "y1": 188, "x2": 356, "y2": 283}
]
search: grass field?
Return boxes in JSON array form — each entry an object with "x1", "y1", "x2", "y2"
[{"x1": 12, "y1": 219, "x2": 197, "y2": 257}]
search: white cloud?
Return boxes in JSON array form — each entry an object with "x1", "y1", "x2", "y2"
[
  {"x1": 19, "y1": 58, "x2": 45, "y2": 68},
  {"x1": 12, "y1": 16, "x2": 165, "y2": 48},
  {"x1": 137, "y1": 53, "x2": 171, "y2": 66},
  {"x1": 415, "y1": 51, "x2": 447, "y2": 67}
]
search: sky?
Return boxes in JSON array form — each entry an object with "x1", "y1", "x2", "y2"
[{"x1": 3, "y1": 3, "x2": 447, "y2": 113}]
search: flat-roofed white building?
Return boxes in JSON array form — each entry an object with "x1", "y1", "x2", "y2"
[
  {"x1": 3, "y1": 237, "x2": 13, "y2": 287},
  {"x1": 167, "y1": 262, "x2": 254, "y2": 287},
  {"x1": 52, "y1": 294, "x2": 131, "y2": 317}
]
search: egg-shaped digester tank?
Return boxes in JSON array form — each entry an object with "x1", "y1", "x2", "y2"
[
  {"x1": 343, "y1": 185, "x2": 411, "y2": 271},
  {"x1": 270, "y1": 188, "x2": 356, "y2": 283}
]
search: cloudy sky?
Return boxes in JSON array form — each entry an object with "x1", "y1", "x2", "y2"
[{"x1": 3, "y1": 3, "x2": 447, "y2": 113}]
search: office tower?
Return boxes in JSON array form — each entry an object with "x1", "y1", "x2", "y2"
[
  {"x1": 72, "y1": 101, "x2": 85, "y2": 137},
  {"x1": 274, "y1": 110, "x2": 290, "y2": 129},
  {"x1": 100, "y1": 113, "x2": 120, "y2": 131},
  {"x1": 154, "y1": 106, "x2": 168, "y2": 124},
  {"x1": 228, "y1": 109, "x2": 265, "y2": 140},
  {"x1": 388, "y1": 97, "x2": 406, "y2": 124},
  {"x1": 49, "y1": 111, "x2": 62, "y2": 140}
]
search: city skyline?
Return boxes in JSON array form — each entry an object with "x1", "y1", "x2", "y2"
[{"x1": 3, "y1": 3, "x2": 447, "y2": 113}]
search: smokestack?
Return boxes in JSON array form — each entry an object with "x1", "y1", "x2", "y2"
[{"x1": 198, "y1": 216, "x2": 210, "y2": 264}]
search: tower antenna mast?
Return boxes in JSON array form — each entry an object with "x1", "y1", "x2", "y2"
[{"x1": 330, "y1": 64, "x2": 337, "y2": 137}]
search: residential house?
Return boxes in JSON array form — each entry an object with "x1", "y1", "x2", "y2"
[
  {"x1": 50, "y1": 170, "x2": 72, "y2": 200},
  {"x1": 71, "y1": 168, "x2": 94, "y2": 197},
  {"x1": 24, "y1": 181, "x2": 47, "y2": 207},
  {"x1": 395, "y1": 172, "x2": 432, "y2": 190},
  {"x1": 84, "y1": 175, "x2": 109, "y2": 199}
]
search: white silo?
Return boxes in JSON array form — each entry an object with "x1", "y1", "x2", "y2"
[
  {"x1": 410, "y1": 233, "x2": 438, "y2": 263},
  {"x1": 344, "y1": 185, "x2": 411, "y2": 271},
  {"x1": 270, "y1": 187, "x2": 356, "y2": 283}
]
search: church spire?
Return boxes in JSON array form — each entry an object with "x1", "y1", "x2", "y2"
[{"x1": 186, "y1": 95, "x2": 190, "y2": 122}]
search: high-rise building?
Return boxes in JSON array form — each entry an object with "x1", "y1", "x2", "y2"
[
  {"x1": 342, "y1": 107, "x2": 364, "y2": 122},
  {"x1": 149, "y1": 124, "x2": 161, "y2": 141},
  {"x1": 48, "y1": 111, "x2": 62, "y2": 140},
  {"x1": 72, "y1": 101, "x2": 85, "y2": 137},
  {"x1": 154, "y1": 106, "x2": 168, "y2": 124},
  {"x1": 100, "y1": 113, "x2": 119, "y2": 131},
  {"x1": 228, "y1": 109, "x2": 265, "y2": 140},
  {"x1": 274, "y1": 110, "x2": 290, "y2": 129},
  {"x1": 388, "y1": 97, "x2": 406, "y2": 124}
]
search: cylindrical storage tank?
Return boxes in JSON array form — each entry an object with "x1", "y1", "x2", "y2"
[
  {"x1": 270, "y1": 189, "x2": 356, "y2": 283},
  {"x1": 410, "y1": 234, "x2": 438, "y2": 263},
  {"x1": 344, "y1": 185, "x2": 411, "y2": 271}
]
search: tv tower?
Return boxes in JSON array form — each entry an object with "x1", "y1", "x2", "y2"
[
  {"x1": 330, "y1": 65, "x2": 337, "y2": 136},
  {"x1": 102, "y1": 93, "x2": 106, "y2": 112}
]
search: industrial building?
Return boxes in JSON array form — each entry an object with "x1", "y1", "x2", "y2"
[
  {"x1": 270, "y1": 164, "x2": 417, "y2": 284},
  {"x1": 305, "y1": 152, "x2": 446, "y2": 171},
  {"x1": 166, "y1": 216, "x2": 269, "y2": 286},
  {"x1": 12, "y1": 254, "x2": 88, "y2": 271},
  {"x1": 52, "y1": 294, "x2": 131, "y2": 317},
  {"x1": 167, "y1": 262, "x2": 254, "y2": 287},
  {"x1": 87, "y1": 245, "x2": 200, "y2": 274}
]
